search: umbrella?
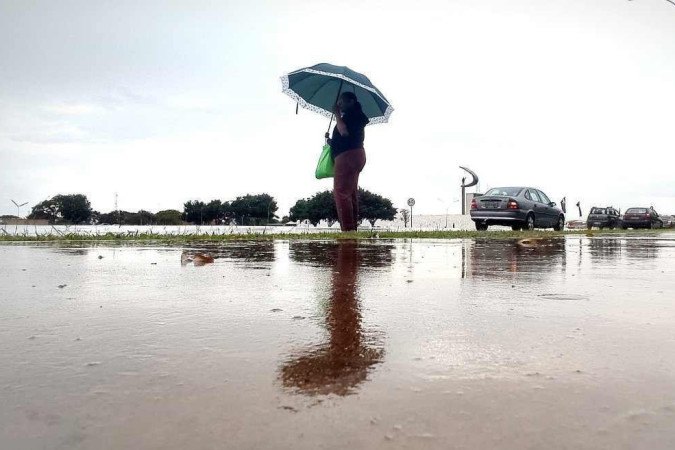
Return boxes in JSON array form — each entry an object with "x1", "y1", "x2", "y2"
[{"x1": 281, "y1": 63, "x2": 393, "y2": 125}]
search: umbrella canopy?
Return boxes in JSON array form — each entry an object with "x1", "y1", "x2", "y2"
[{"x1": 281, "y1": 63, "x2": 393, "y2": 125}]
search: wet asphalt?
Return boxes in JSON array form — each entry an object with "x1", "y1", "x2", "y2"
[{"x1": 1, "y1": 234, "x2": 674, "y2": 449}]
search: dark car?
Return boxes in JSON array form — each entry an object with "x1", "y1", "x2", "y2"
[
  {"x1": 470, "y1": 187, "x2": 565, "y2": 231},
  {"x1": 621, "y1": 207, "x2": 663, "y2": 229},
  {"x1": 586, "y1": 207, "x2": 621, "y2": 229}
]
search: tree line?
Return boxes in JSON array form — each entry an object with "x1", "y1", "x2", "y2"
[{"x1": 25, "y1": 189, "x2": 398, "y2": 227}]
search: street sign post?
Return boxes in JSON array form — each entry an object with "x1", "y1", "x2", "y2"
[{"x1": 407, "y1": 198, "x2": 415, "y2": 228}]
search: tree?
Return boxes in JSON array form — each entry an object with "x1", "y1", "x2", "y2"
[
  {"x1": 399, "y1": 208, "x2": 410, "y2": 228},
  {"x1": 28, "y1": 199, "x2": 60, "y2": 223},
  {"x1": 289, "y1": 199, "x2": 309, "y2": 224},
  {"x1": 204, "y1": 200, "x2": 232, "y2": 224},
  {"x1": 155, "y1": 209, "x2": 183, "y2": 225},
  {"x1": 289, "y1": 191, "x2": 337, "y2": 226},
  {"x1": 183, "y1": 200, "x2": 206, "y2": 224},
  {"x1": 358, "y1": 189, "x2": 397, "y2": 227},
  {"x1": 230, "y1": 194, "x2": 278, "y2": 225},
  {"x1": 28, "y1": 194, "x2": 92, "y2": 224}
]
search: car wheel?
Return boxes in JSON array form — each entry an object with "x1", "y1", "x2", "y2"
[
  {"x1": 525, "y1": 214, "x2": 535, "y2": 231},
  {"x1": 512, "y1": 224, "x2": 523, "y2": 231},
  {"x1": 554, "y1": 216, "x2": 565, "y2": 231},
  {"x1": 622, "y1": 225, "x2": 628, "y2": 230},
  {"x1": 587, "y1": 224, "x2": 592, "y2": 230},
  {"x1": 475, "y1": 222, "x2": 488, "y2": 231}
]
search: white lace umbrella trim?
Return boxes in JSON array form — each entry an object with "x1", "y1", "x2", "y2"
[{"x1": 280, "y1": 70, "x2": 394, "y2": 125}]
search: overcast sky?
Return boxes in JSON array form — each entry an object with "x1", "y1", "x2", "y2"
[{"x1": 1, "y1": 0, "x2": 674, "y2": 217}]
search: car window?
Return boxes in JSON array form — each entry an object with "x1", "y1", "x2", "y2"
[
  {"x1": 537, "y1": 191, "x2": 551, "y2": 204},
  {"x1": 627, "y1": 208, "x2": 647, "y2": 214},
  {"x1": 524, "y1": 190, "x2": 531, "y2": 200},
  {"x1": 528, "y1": 190, "x2": 542, "y2": 203},
  {"x1": 485, "y1": 187, "x2": 522, "y2": 197}
]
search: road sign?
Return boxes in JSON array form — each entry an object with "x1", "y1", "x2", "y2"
[{"x1": 407, "y1": 198, "x2": 415, "y2": 207}]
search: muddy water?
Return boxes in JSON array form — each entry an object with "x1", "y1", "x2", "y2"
[{"x1": 1, "y1": 236, "x2": 674, "y2": 449}]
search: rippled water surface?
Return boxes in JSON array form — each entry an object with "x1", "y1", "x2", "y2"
[{"x1": 1, "y1": 235, "x2": 674, "y2": 449}]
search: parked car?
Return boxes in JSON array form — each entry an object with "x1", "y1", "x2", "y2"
[
  {"x1": 661, "y1": 215, "x2": 674, "y2": 228},
  {"x1": 470, "y1": 187, "x2": 565, "y2": 231},
  {"x1": 621, "y1": 207, "x2": 663, "y2": 229},
  {"x1": 586, "y1": 207, "x2": 621, "y2": 229}
]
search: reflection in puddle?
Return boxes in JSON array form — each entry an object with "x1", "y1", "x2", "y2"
[
  {"x1": 464, "y1": 238, "x2": 566, "y2": 279},
  {"x1": 2, "y1": 235, "x2": 675, "y2": 449},
  {"x1": 183, "y1": 241, "x2": 276, "y2": 263},
  {"x1": 280, "y1": 241, "x2": 391, "y2": 396}
]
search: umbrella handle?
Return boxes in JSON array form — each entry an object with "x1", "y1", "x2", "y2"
[{"x1": 325, "y1": 79, "x2": 344, "y2": 142}]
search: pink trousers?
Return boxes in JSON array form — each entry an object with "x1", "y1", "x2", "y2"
[{"x1": 333, "y1": 148, "x2": 366, "y2": 232}]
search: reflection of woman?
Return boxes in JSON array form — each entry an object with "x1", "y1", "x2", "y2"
[
  {"x1": 280, "y1": 241, "x2": 383, "y2": 396},
  {"x1": 329, "y1": 92, "x2": 369, "y2": 232}
]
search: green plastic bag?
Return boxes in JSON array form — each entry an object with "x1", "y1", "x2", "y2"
[{"x1": 315, "y1": 144, "x2": 334, "y2": 179}]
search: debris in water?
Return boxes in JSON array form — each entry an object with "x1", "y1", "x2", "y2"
[
  {"x1": 86, "y1": 362, "x2": 101, "y2": 367},
  {"x1": 98, "y1": 255, "x2": 104, "y2": 259},
  {"x1": 279, "y1": 405, "x2": 298, "y2": 413},
  {"x1": 58, "y1": 284, "x2": 67, "y2": 289},
  {"x1": 292, "y1": 316, "x2": 306, "y2": 320},
  {"x1": 270, "y1": 308, "x2": 283, "y2": 313},
  {"x1": 181, "y1": 251, "x2": 215, "y2": 266}
]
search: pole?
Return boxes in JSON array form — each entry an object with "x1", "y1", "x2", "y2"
[
  {"x1": 461, "y1": 177, "x2": 466, "y2": 215},
  {"x1": 325, "y1": 79, "x2": 345, "y2": 140},
  {"x1": 410, "y1": 206, "x2": 413, "y2": 228}
]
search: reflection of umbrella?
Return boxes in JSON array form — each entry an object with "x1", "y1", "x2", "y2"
[{"x1": 281, "y1": 63, "x2": 394, "y2": 125}]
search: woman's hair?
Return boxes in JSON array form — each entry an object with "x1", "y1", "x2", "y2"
[{"x1": 341, "y1": 91, "x2": 363, "y2": 112}]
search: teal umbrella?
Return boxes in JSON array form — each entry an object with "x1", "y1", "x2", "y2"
[{"x1": 281, "y1": 63, "x2": 394, "y2": 125}]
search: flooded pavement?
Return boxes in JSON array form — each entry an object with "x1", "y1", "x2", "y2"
[{"x1": 1, "y1": 235, "x2": 674, "y2": 449}]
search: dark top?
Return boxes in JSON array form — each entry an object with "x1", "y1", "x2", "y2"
[{"x1": 330, "y1": 108, "x2": 369, "y2": 158}]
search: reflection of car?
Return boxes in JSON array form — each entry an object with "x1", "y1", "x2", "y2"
[
  {"x1": 586, "y1": 207, "x2": 621, "y2": 229},
  {"x1": 465, "y1": 238, "x2": 566, "y2": 279},
  {"x1": 621, "y1": 207, "x2": 663, "y2": 229},
  {"x1": 470, "y1": 187, "x2": 565, "y2": 231}
]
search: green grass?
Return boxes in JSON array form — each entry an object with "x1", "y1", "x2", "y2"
[{"x1": 0, "y1": 228, "x2": 670, "y2": 244}]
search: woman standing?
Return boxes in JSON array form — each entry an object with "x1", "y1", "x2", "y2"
[{"x1": 329, "y1": 92, "x2": 369, "y2": 232}]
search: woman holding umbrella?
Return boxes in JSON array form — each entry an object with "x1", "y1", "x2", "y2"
[
  {"x1": 281, "y1": 63, "x2": 393, "y2": 231},
  {"x1": 329, "y1": 92, "x2": 369, "y2": 231}
]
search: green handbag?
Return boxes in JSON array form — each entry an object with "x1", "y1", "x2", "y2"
[{"x1": 315, "y1": 144, "x2": 334, "y2": 179}]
